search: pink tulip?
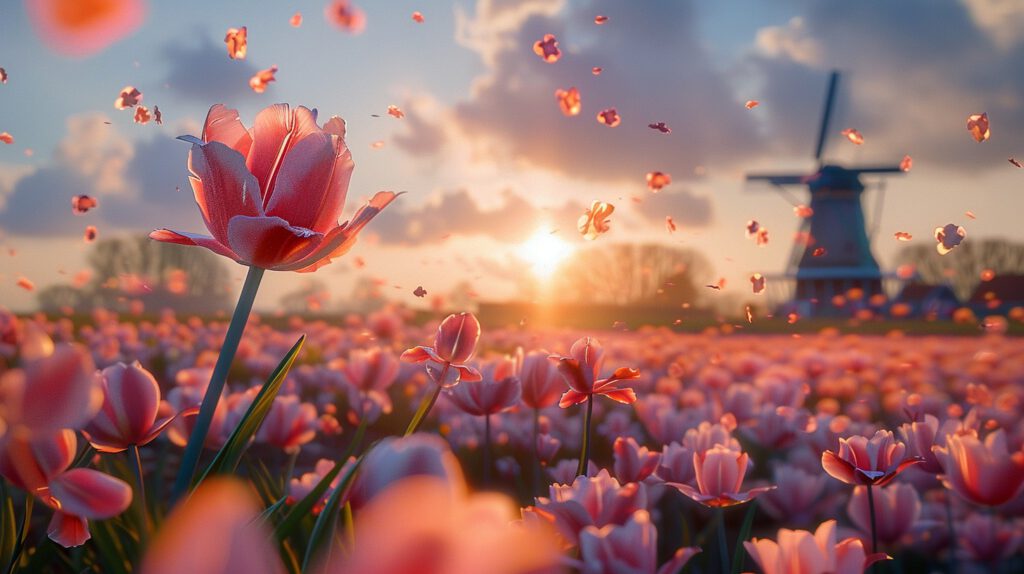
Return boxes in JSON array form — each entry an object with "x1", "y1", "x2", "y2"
[
  {"x1": 83, "y1": 361, "x2": 177, "y2": 453},
  {"x1": 932, "y1": 429, "x2": 1024, "y2": 506},
  {"x1": 531, "y1": 469, "x2": 647, "y2": 546},
  {"x1": 26, "y1": 0, "x2": 146, "y2": 57},
  {"x1": 897, "y1": 414, "x2": 948, "y2": 474},
  {"x1": 140, "y1": 478, "x2": 285, "y2": 574},
  {"x1": 958, "y1": 512, "x2": 1024, "y2": 562},
  {"x1": 758, "y1": 464, "x2": 828, "y2": 526},
  {"x1": 448, "y1": 366, "x2": 521, "y2": 416},
  {"x1": 552, "y1": 337, "x2": 640, "y2": 408},
  {"x1": 744, "y1": 520, "x2": 889, "y2": 574},
  {"x1": 847, "y1": 483, "x2": 920, "y2": 545},
  {"x1": 578, "y1": 509, "x2": 699, "y2": 574},
  {"x1": 0, "y1": 339, "x2": 101, "y2": 438},
  {"x1": 335, "y1": 347, "x2": 398, "y2": 420},
  {"x1": 150, "y1": 104, "x2": 398, "y2": 272},
  {"x1": 256, "y1": 395, "x2": 318, "y2": 452},
  {"x1": 518, "y1": 349, "x2": 564, "y2": 409},
  {"x1": 822, "y1": 430, "x2": 921, "y2": 487},
  {"x1": 401, "y1": 312, "x2": 482, "y2": 385},
  {"x1": 668, "y1": 446, "x2": 774, "y2": 508},
  {"x1": 318, "y1": 476, "x2": 562, "y2": 574},
  {"x1": 654, "y1": 442, "x2": 696, "y2": 486},
  {"x1": 0, "y1": 431, "x2": 131, "y2": 547},
  {"x1": 348, "y1": 434, "x2": 463, "y2": 508},
  {"x1": 613, "y1": 437, "x2": 661, "y2": 484}
]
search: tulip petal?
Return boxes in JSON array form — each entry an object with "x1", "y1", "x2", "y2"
[
  {"x1": 277, "y1": 191, "x2": 401, "y2": 273},
  {"x1": 246, "y1": 104, "x2": 322, "y2": 207},
  {"x1": 226, "y1": 215, "x2": 323, "y2": 269},
  {"x1": 453, "y1": 364, "x2": 483, "y2": 383},
  {"x1": 187, "y1": 141, "x2": 263, "y2": 245},
  {"x1": 47, "y1": 512, "x2": 90, "y2": 548},
  {"x1": 400, "y1": 346, "x2": 443, "y2": 364},
  {"x1": 598, "y1": 387, "x2": 637, "y2": 405},
  {"x1": 48, "y1": 468, "x2": 132, "y2": 519},
  {"x1": 202, "y1": 104, "x2": 253, "y2": 157},
  {"x1": 20, "y1": 344, "x2": 102, "y2": 434},
  {"x1": 266, "y1": 131, "x2": 354, "y2": 234},
  {"x1": 558, "y1": 388, "x2": 589, "y2": 408},
  {"x1": 149, "y1": 229, "x2": 241, "y2": 262}
]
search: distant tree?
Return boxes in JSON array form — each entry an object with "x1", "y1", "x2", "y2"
[
  {"x1": 279, "y1": 279, "x2": 330, "y2": 314},
  {"x1": 347, "y1": 276, "x2": 387, "y2": 313},
  {"x1": 37, "y1": 285, "x2": 88, "y2": 313},
  {"x1": 552, "y1": 243, "x2": 713, "y2": 306},
  {"x1": 896, "y1": 239, "x2": 1024, "y2": 300}
]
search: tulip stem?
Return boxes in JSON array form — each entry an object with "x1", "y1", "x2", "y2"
[
  {"x1": 945, "y1": 494, "x2": 958, "y2": 574},
  {"x1": 5, "y1": 494, "x2": 32, "y2": 574},
  {"x1": 576, "y1": 395, "x2": 593, "y2": 477},
  {"x1": 532, "y1": 407, "x2": 541, "y2": 495},
  {"x1": 172, "y1": 265, "x2": 264, "y2": 502},
  {"x1": 483, "y1": 413, "x2": 492, "y2": 486},
  {"x1": 128, "y1": 444, "x2": 150, "y2": 540},
  {"x1": 283, "y1": 448, "x2": 300, "y2": 495},
  {"x1": 717, "y1": 507, "x2": 730, "y2": 573},
  {"x1": 866, "y1": 484, "x2": 878, "y2": 554},
  {"x1": 404, "y1": 363, "x2": 449, "y2": 436}
]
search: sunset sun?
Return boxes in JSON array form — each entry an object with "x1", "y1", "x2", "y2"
[{"x1": 518, "y1": 228, "x2": 573, "y2": 278}]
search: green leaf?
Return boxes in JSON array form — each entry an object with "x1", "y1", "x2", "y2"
[
  {"x1": 272, "y1": 418, "x2": 366, "y2": 542},
  {"x1": 0, "y1": 485, "x2": 15, "y2": 569},
  {"x1": 196, "y1": 335, "x2": 305, "y2": 484},
  {"x1": 731, "y1": 501, "x2": 758, "y2": 574},
  {"x1": 301, "y1": 457, "x2": 364, "y2": 572}
]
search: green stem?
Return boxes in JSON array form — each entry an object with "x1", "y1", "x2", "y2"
[
  {"x1": 717, "y1": 507, "x2": 730, "y2": 573},
  {"x1": 404, "y1": 364, "x2": 449, "y2": 436},
  {"x1": 576, "y1": 395, "x2": 593, "y2": 477},
  {"x1": 532, "y1": 407, "x2": 541, "y2": 495},
  {"x1": 342, "y1": 502, "x2": 355, "y2": 548},
  {"x1": 6, "y1": 496, "x2": 33, "y2": 574},
  {"x1": 945, "y1": 494, "x2": 958, "y2": 574},
  {"x1": 283, "y1": 448, "x2": 300, "y2": 495},
  {"x1": 172, "y1": 265, "x2": 264, "y2": 502},
  {"x1": 128, "y1": 444, "x2": 150, "y2": 541},
  {"x1": 731, "y1": 501, "x2": 758, "y2": 574},
  {"x1": 867, "y1": 484, "x2": 878, "y2": 555}
]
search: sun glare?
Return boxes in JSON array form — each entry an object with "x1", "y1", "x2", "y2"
[{"x1": 518, "y1": 229, "x2": 573, "y2": 278}]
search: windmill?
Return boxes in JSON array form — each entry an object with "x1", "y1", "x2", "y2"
[{"x1": 746, "y1": 71, "x2": 905, "y2": 316}]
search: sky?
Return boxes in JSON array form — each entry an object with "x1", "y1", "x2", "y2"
[{"x1": 1, "y1": 0, "x2": 1022, "y2": 312}]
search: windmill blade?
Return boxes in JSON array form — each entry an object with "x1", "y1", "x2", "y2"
[
  {"x1": 850, "y1": 165, "x2": 904, "y2": 174},
  {"x1": 745, "y1": 174, "x2": 809, "y2": 186},
  {"x1": 813, "y1": 71, "x2": 840, "y2": 164}
]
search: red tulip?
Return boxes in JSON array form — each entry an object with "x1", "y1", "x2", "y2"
[
  {"x1": 932, "y1": 429, "x2": 1024, "y2": 507},
  {"x1": 822, "y1": 430, "x2": 921, "y2": 487},
  {"x1": 401, "y1": 313, "x2": 482, "y2": 385},
  {"x1": 668, "y1": 445, "x2": 774, "y2": 508},
  {"x1": 150, "y1": 104, "x2": 398, "y2": 272},
  {"x1": 551, "y1": 337, "x2": 640, "y2": 408},
  {"x1": 83, "y1": 361, "x2": 177, "y2": 453}
]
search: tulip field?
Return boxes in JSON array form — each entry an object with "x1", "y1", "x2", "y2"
[{"x1": 1, "y1": 304, "x2": 1023, "y2": 573}]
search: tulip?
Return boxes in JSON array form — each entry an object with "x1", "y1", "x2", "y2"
[
  {"x1": 847, "y1": 483, "x2": 920, "y2": 546},
  {"x1": 0, "y1": 431, "x2": 132, "y2": 548},
  {"x1": 744, "y1": 520, "x2": 889, "y2": 574},
  {"x1": 151, "y1": 104, "x2": 398, "y2": 273},
  {"x1": 401, "y1": 313, "x2": 483, "y2": 435},
  {"x1": 958, "y1": 512, "x2": 1024, "y2": 563},
  {"x1": 256, "y1": 395, "x2": 318, "y2": 453},
  {"x1": 347, "y1": 434, "x2": 463, "y2": 509},
  {"x1": 578, "y1": 509, "x2": 700, "y2": 574},
  {"x1": 335, "y1": 347, "x2": 399, "y2": 423},
  {"x1": 551, "y1": 337, "x2": 640, "y2": 477},
  {"x1": 530, "y1": 469, "x2": 647, "y2": 547},
  {"x1": 897, "y1": 414, "x2": 947, "y2": 474},
  {"x1": 757, "y1": 464, "x2": 828, "y2": 526},
  {"x1": 517, "y1": 348, "x2": 566, "y2": 493},
  {"x1": 448, "y1": 362, "x2": 521, "y2": 484},
  {"x1": 83, "y1": 362, "x2": 177, "y2": 453},
  {"x1": 668, "y1": 446, "x2": 773, "y2": 508},
  {"x1": 140, "y1": 478, "x2": 285, "y2": 574},
  {"x1": 612, "y1": 437, "x2": 661, "y2": 484},
  {"x1": 932, "y1": 429, "x2": 1024, "y2": 507}
]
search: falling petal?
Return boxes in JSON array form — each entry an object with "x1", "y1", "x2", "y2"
[
  {"x1": 578, "y1": 201, "x2": 614, "y2": 240},
  {"x1": 113, "y1": 86, "x2": 142, "y2": 110},
  {"x1": 812, "y1": 247, "x2": 827, "y2": 257},
  {"x1": 751, "y1": 273, "x2": 766, "y2": 294},
  {"x1": 594, "y1": 15, "x2": 609, "y2": 24},
  {"x1": 793, "y1": 205, "x2": 813, "y2": 218},
  {"x1": 894, "y1": 231, "x2": 913, "y2": 241},
  {"x1": 412, "y1": 11, "x2": 424, "y2": 23},
  {"x1": 133, "y1": 106, "x2": 151, "y2": 124},
  {"x1": 646, "y1": 171, "x2": 671, "y2": 192},
  {"x1": 596, "y1": 108, "x2": 620, "y2": 127},
  {"x1": 72, "y1": 195, "x2": 98, "y2": 215},
  {"x1": 0, "y1": 132, "x2": 12, "y2": 144},
  {"x1": 555, "y1": 87, "x2": 581, "y2": 116},
  {"x1": 981, "y1": 269, "x2": 996, "y2": 282},
  {"x1": 224, "y1": 27, "x2": 247, "y2": 59},
  {"x1": 26, "y1": 0, "x2": 146, "y2": 57},
  {"x1": 0, "y1": 68, "x2": 7, "y2": 84},
  {"x1": 934, "y1": 223, "x2": 966, "y2": 255},
  {"x1": 648, "y1": 122, "x2": 671, "y2": 133},
  {"x1": 745, "y1": 100, "x2": 759, "y2": 109},
  {"x1": 592, "y1": 66, "x2": 602, "y2": 75},
  {"x1": 841, "y1": 128, "x2": 864, "y2": 145},
  {"x1": 249, "y1": 66, "x2": 278, "y2": 93},
  {"x1": 900, "y1": 155, "x2": 913, "y2": 172},
  {"x1": 290, "y1": 12, "x2": 303, "y2": 27},
  {"x1": 1010, "y1": 157, "x2": 1022, "y2": 168},
  {"x1": 967, "y1": 113, "x2": 990, "y2": 142},
  {"x1": 413, "y1": 286, "x2": 427, "y2": 297},
  {"x1": 533, "y1": 34, "x2": 561, "y2": 63},
  {"x1": 17, "y1": 277, "x2": 35, "y2": 291},
  {"x1": 387, "y1": 105, "x2": 405, "y2": 119},
  {"x1": 665, "y1": 216, "x2": 677, "y2": 233},
  {"x1": 84, "y1": 226, "x2": 97, "y2": 243},
  {"x1": 965, "y1": 211, "x2": 977, "y2": 219},
  {"x1": 153, "y1": 106, "x2": 162, "y2": 124},
  {"x1": 325, "y1": 0, "x2": 366, "y2": 33}
]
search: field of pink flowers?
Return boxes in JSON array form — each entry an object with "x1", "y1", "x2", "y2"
[{"x1": 2, "y1": 304, "x2": 1023, "y2": 573}]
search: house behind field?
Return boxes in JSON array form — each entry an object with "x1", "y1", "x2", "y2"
[{"x1": 968, "y1": 275, "x2": 1024, "y2": 316}]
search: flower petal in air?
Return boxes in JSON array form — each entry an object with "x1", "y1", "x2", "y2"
[
  {"x1": 225, "y1": 216, "x2": 323, "y2": 270},
  {"x1": 149, "y1": 229, "x2": 241, "y2": 262},
  {"x1": 245, "y1": 104, "x2": 323, "y2": 207},
  {"x1": 186, "y1": 141, "x2": 263, "y2": 246},
  {"x1": 202, "y1": 104, "x2": 253, "y2": 157},
  {"x1": 26, "y1": 0, "x2": 146, "y2": 57},
  {"x1": 265, "y1": 131, "x2": 354, "y2": 233},
  {"x1": 47, "y1": 468, "x2": 132, "y2": 519}
]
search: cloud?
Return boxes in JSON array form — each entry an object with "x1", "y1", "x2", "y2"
[
  {"x1": 161, "y1": 34, "x2": 264, "y2": 104},
  {"x1": 746, "y1": 0, "x2": 1024, "y2": 169},
  {"x1": 368, "y1": 189, "x2": 585, "y2": 245},
  {"x1": 415, "y1": 0, "x2": 764, "y2": 183},
  {"x1": 632, "y1": 188, "x2": 713, "y2": 227}
]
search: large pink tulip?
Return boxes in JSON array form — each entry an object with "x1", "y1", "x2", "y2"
[
  {"x1": 744, "y1": 520, "x2": 889, "y2": 574},
  {"x1": 932, "y1": 429, "x2": 1024, "y2": 507},
  {"x1": 150, "y1": 104, "x2": 398, "y2": 272},
  {"x1": 668, "y1": 445, "x2": 774, "y2": 508},
  {"x1": 83, "y1": 361, "x2": 177, "y2": 453},
  {"x1": 552, "y1": 337, "x2": 640, "y2": 408},
  {"x1": 518, "y1": 349, "x2": 564, "y2": 409},
  {"x1": 531, "y1": 469, "x2": 647, "y2": 546},
  {"x1": 347, "y1": 434, "x2": 464, "y2": 508},
  {"x1": 578, "y1": 510, "x2": 699, "y2": 574},
  {"x1": 822, "y1": 430, "x2": 921, "y2": 487},
  {"x1": 140, "y1": 478, "x2": 285, "y2": 574}
]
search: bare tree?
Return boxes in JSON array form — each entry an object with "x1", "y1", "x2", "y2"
[
  {"x1": 896, "y1": 239, "x2": 1024, "y2": 300},
  {"x1": 552, "y1": 243, "x2": 713, "y2": 305}
]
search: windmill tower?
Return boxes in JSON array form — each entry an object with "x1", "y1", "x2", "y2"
[{"x1": 746, "y1": 71, "x2": 905, "y2": 316}]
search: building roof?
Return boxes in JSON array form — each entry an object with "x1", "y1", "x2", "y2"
[{"x1": 969, "y1": 274, "x2": 1024, "y2": 303}]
